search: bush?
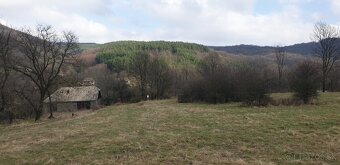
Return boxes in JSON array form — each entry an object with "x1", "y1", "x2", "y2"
[
  {"x1": 0, "y1": 111, "x2": 14, "y2": 124},
  {"x1": 289, "y1": 61, "x2": 320, "y2": 104},
  {"x1": 178, "y1": 59, "x2": 272, "y2": 106},
  {"x1": 233, "y1": 66, "x2": 272, "y2": 106},
  {"x1": 99, "y1": 78, "x2": 141, "y2": 105},
  {"x1": 203, "y1": 71, "x2": 234, "y2": 103},
  {"x1": 178, "y1": 79, "x2": 206, "y2": 103}
]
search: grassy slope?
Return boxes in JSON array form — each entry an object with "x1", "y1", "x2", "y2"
[{"x1": 0, "y1": 93, "x2": 339, "y2": 164}]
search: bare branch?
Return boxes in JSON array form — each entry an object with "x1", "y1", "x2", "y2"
[
  {"x1": 311, "y1": 22, "x2": 340, "y2": 92},
  {"x1": 274, "y1": 46, "x2": 286, "y2": 82},
  {"x1": 12, "y1": 25, "x2": 78, "y2": 120}
]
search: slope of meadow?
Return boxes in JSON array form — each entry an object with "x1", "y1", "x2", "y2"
[{"x1": 0, "y1": 93, "x2": 339, "y2": 164}]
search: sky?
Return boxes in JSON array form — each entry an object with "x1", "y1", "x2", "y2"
[{"x1": 0, "y1": 0, "x2": 339, "y2": 46}]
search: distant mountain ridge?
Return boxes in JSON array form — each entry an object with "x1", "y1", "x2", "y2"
[
  {"x1": 209, "y1": 42, "x2": 321, "y2": 56},
  {"x1": 81, "y1": 41, "x2": 318, "y2": 57},
  {"x1": 3, "y1": 23, "x2": 338, "y2": 57}
]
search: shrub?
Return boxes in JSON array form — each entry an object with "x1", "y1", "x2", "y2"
[
  {"x1": 203, "y1": 71, "x2": 234, "y2": 103},
  {"x1": 178, "y1": 59, "x2": 272, "y2": 106},
  {"x1": 178, "y1": 79, "x2": 205, "y2": 103},
  {"x1": 233, "y1": 66, "x2": 272, "y2": 106},
  {"x1": 99, "y1": 78, "x2": 141, "y2": 105},
  {"x1": 289, "y1": 61, "x2": 320, "y2": 104},
  {"x1": 0, "y1": 111, "x2": 14, "y2": 124}
]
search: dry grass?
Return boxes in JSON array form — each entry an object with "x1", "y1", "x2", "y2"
[{"x1": 0, "y1": 93, "x2": 339, "y2": 164}]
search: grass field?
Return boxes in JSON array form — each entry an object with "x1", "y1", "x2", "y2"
[{"x1": 0, "y1": 93, "x2": 339, "y2": 164}]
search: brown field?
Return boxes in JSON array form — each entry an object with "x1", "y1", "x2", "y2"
[{"x1": 0, "y1": 93, "x2": 339, "y2": 164}]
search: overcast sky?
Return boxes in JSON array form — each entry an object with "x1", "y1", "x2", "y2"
[{"x1": 0, "y1": 0, "x2": 339, "y2": 46}]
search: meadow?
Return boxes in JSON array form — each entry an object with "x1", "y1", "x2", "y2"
[{"x1": 0, "y1": 93, "x2": 339, "y2": 164}]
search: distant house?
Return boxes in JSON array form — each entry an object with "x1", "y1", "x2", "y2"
[{"x1": 44, "y1": 85, "x2": 101, "y2": 112}]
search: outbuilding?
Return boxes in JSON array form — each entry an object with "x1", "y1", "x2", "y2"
[{"x1": 44, "y1": 86, "x2": 101, "y2": 112}]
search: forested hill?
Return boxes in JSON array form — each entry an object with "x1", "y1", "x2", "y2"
[
  {"x1": 78, "y1": 43, "x2": 102, "y2": 50},
  {"x1": 209, "y1": 42, "x2": 322, "y2": 56},
  {"x1": 96, "y1": 41, "x2": 209, "y2": 71}
]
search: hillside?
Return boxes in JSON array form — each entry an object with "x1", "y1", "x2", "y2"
[
  {"x1": 0, "y1": 23, "x2": 315, "y2": 68},
  {"x1": 1, "y1": 23, "x2": 334, "y2": 59},
  {"x1": 0, "y1": 93, "x2": 339, "y2": 164},
  {"x1": 78, "y1": 43, "x2": 102, "y2": 51},
  {"x1": 209, "y1": 42, "x2": 324, "y2": 56},
  {"x1": 91, "y1": 40, "x2": 321, "y2": 70},
  {"x1": 96, "y1": 41, "x2": 210, "y2": 69},
  {"x1": 210, "y1": 44, "x2": 275, "y2": 56},
  {"x1": 0, "y1": 24, "x2": 11, "y2": 33},
  {"x1": 0, "y1": 24, "x2": 30, "y2": 51}
]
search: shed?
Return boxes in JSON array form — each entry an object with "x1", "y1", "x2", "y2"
[{"x1": 44, "y1": 86, "x2": 101, "y2": 112}]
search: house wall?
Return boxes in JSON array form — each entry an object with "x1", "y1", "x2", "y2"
[
  {"x1": 44, "y1": 99, "x2": 100, "y2": 112},
  {"x1": 90, "y1": 100, "x2": 100, "y2": 109},
  {"x1": 43, "y1": 102, "x2": 76, "y2": 112},
  {"x1": 57, "y1": 102, "x2": 78, "y2": 112}
]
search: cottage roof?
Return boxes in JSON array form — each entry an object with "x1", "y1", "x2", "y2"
[{"x1": 44, "y1": 86, "x2": 100, "y2": 103}]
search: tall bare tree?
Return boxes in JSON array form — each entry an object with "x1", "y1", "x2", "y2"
[
  {"x1": 198, "y1": 52, "x2": 221, "y2": 76},
  {"x1": 148, "y1": 56, "x2": 172, "y2": 99},
  {"x1": 312, "y1": 22, "x2": 340, "y2": 92},
  {"x1": 0, "y1": 25, "x2": 13, "y2": 122},
  {"x1": 12, "y1": 25, "x2": 78, "y2": 120},
  {"x1": 129, "y1": 51, "x2": 150, "y2": 100},
  {"x1": 274, "y1": 46, "x2": 286, "y2": 86}
]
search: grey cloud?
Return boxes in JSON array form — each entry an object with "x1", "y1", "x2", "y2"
[{"x1": 0, "y1": 0, "x2": 322, "y2": 45}]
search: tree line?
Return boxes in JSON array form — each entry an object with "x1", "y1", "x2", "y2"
[{"x1": 1, "y1": 22, "x2": 340, "y2": 123}]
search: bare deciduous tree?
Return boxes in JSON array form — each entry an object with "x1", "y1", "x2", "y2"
[
  {"x1": 290, "y1": 60, "x2": 320, "y2": 104},
  {"x1": 148, "y1": 56, "x2": 172, "y2": 99},
  {"x1": 312, "y1": 22, "x2": 340, "y2": 92},
  {"x1": 12, "y1": 25, "x2": 78, "y2": 120},
  {"x1": 199, "y1": 52, "x2": 221, "y2": 76},
  {"x1": 274, "y1": 46, "x2": 286, "y2": 87},
  {"x1": 129, "y1": 51, "x2": 150, "y2": 100},
  {"x1": 0, "y1": 25, "x2": 13, "y2": 123}
]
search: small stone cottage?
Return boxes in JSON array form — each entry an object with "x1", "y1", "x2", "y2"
[{"x1": 44, "y1": 85, "x2": 101, "y2": 112}]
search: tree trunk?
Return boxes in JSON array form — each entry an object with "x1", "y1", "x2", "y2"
[
  {"x1": 141, "y1": 87, "x2": 146, "y2": 100},
  {"x1": 47, "y1": 90, "x2": 54, "y2": 119},
  {"x1": 35, "y1": 98, "x2": 44, "y2": 121},
  {"x1": 35, "y1": 108, "x2": 42, "y2": 121},
  {"x1": 278, "y1": 68, "x2": 282, "y2": 91},
  {"x1": 140, "y1": 79, "x2": 146, "y2": 100},
  {"x1": 0, "y1": 69, "x2": 9, "y2": 113},
  {"x1": 322, "y1": 74, "x2": 326, "y2": 92}
]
